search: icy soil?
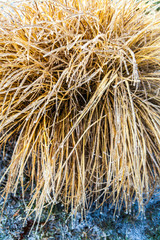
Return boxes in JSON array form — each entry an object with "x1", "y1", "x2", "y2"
[{"x1": 0, "y1": 187, "x2": 160, "y2": 240}]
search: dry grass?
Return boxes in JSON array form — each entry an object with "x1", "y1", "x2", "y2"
[{"x1": 0, "y1": 0, "x2": 160, "y2": 224}]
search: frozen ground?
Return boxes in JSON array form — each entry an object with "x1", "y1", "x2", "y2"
[
  {"x1": 0, "y1": 187, "x2": 160, "y2": 240},
  {"x1": 0, "y1": 184, "x2": 160, "y2": 240}
]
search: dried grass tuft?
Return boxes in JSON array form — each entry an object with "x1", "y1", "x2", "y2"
[{"x1": 0, "y1": 0, "x2": 160, "y2": 223}]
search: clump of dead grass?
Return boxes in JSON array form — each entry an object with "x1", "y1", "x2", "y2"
[{"x1": 0, "y1": 0, "x2": 160, "y2": 224}]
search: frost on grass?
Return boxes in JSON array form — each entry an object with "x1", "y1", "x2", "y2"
[{"x1": 0, "y1": 0, "x2": 160, "y2": 229}]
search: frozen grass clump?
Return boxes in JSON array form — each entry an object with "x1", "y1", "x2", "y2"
[{"x1": 0, "y1": 0, "x2": 160, "y2": 224}]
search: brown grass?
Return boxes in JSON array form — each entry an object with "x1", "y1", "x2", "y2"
[{"x1": 0, "y1": 0, "x2": 160, "y2": 224}]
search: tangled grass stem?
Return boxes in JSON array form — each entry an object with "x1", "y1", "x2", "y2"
[{"x1": 0, "y1": 0, "x2": 160, "y2": 224}]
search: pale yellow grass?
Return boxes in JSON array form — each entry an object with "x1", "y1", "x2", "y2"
[{"x1": 0, "y1": 0, "x2": 159, "y2": 225}]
